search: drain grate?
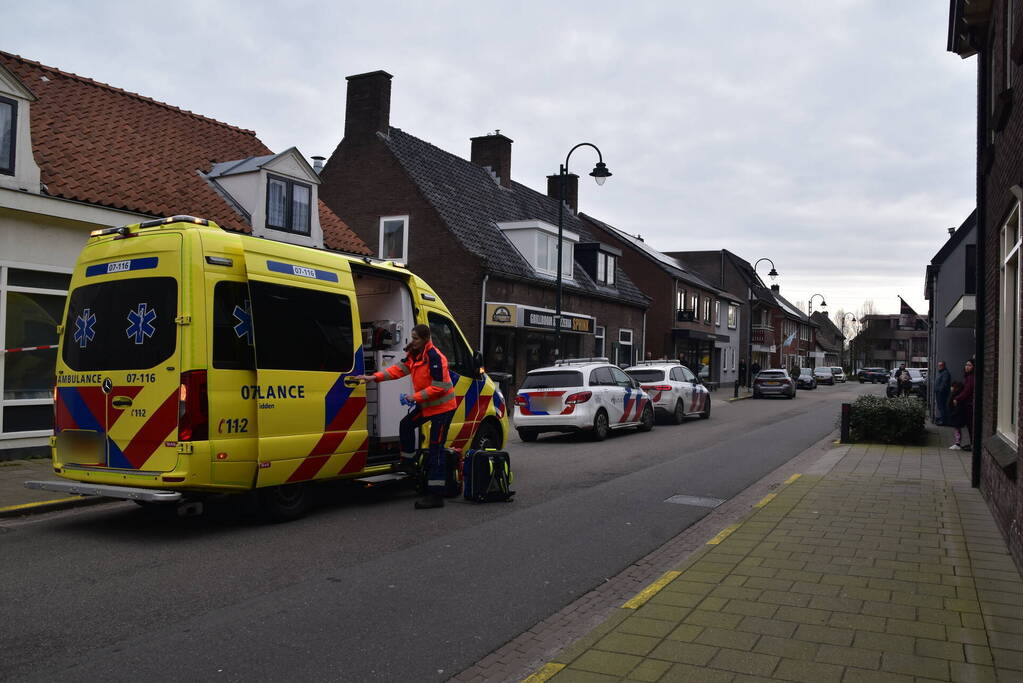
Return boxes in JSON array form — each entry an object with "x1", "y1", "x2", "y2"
[{"x1": 664, "y1": 494, "x2": 725, "y2": 508}]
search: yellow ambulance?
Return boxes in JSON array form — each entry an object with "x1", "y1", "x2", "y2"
[{"x1": 27, "y1": 216, "x2": 508, "y2": 520}]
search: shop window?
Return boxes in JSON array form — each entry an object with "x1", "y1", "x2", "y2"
[
  {"x1": 0, "y1": 96, "x2": 15, "y2": 176},
  {"x1": 249, "y1": 281, "x2": 353, "y2": 372},
  {"x1": 266, "y1": 174, "x2": 312, "y2": 235},
  {"x1": 379, "y1": 215, "x2": 408, "y2": 263},
  {"x1": 429, "y1": 312, "x2": 475, "y2": 378}
]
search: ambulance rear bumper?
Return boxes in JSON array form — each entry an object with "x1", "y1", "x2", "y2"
[{"x1": 25, "y1": 480, "x2": 183, "y2": 503}]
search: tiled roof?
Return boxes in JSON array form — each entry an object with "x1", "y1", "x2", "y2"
[
  {"x1": 382, "y1": 127, "x2": 648, "y2": 307},
  {"x1": 0, "y1": 51, "x2": 368, "y2": 255}
]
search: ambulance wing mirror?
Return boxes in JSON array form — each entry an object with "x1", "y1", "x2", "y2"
[{"x1": 473, "y1": 351, "x2": 485, "y2": 380}]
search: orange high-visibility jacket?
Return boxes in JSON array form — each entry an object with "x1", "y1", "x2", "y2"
[{"x1": 373, "y1": 340, "x2": 457, "y2": 416}]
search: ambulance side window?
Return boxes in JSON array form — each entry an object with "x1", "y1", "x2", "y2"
[
  {"x1": 249, "y1": 281, "x2": 354, "y2": 372},
  {"x1": 427, "y1": 312, "x2": 473, "y2": 378},
  {"x1": 212, "y1": 281, "x2": 255, "y2": 370}
]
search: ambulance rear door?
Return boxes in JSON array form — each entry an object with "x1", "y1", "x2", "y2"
[{"x1": 243, "y1": 251, "x2": 367, "y2": 486}]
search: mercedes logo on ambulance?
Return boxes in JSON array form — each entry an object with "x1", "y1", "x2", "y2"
[{"x1": 102, "y1": 377, "x2": 113, "y2": 394}]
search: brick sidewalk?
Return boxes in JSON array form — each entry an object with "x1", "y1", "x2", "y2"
[{"x1": 524, "y1": 439, "x2": 1023, "y2": 682}]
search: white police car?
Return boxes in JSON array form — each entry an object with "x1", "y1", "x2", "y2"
[
  {"x1": 514, "y1": 358, "x2": 654, "y2": 442},
  {"x1": 624, "y1": 360, "x2": 711, "y2": 424}
]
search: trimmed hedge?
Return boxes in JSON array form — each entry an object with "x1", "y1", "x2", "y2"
[{"x1": 848, "y1": 394, "x2": 925, "y2": 444}]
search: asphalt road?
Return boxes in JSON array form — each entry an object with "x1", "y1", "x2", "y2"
[{"x1": 0, "y1": 380, "x2": 882, "y2": 682}]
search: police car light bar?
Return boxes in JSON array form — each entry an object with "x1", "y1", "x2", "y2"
[
  {"x1": 554, "y1": 357, "x2": 610, "y2": 366},
  {"x1": 637, "y1": 359, "x2": 681, "y2": 365}
]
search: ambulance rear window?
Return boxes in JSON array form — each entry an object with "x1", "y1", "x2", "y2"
[
  {"x1": 249, "y1": 281, "x2": 354, "y2": 372},
  {"x1": 62, "y1": 277, "x2": 177, "y2": 371}
]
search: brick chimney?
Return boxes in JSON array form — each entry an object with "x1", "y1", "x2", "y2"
[
  {"x1": 547, "y1": 173, "x2": 579, "y2": 212},
  {"x1": 470, "y1": 133, "x2": 513, "y2": 188},
  {"x1": 344, "y1": 71, "x2": 393, "y2": 140},
  {"x1": 771, "y1": 284, "x2": 780, "y2": 293}
]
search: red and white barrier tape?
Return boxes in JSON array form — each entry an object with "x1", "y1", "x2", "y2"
[{"x1": 1, "y1": 345, "x2": 56, "y2": 354}]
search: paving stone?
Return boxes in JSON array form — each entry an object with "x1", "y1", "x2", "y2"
[
  {"x1": 852, "y1": 630, "x2": 916, "y2": 655},
  {"x1": 948, "y1": 662, "x2": 999, "y2": 683},
  {"x1": 696, "y1": 596, "x2": 729, "y2": 612},
  {"x1": 790, "y1": 581, "x2": 841, "y2": 597},
  {"x1": 984, "y1": 615, "x2": 1023, "y2": 635},
  {"x1": 658, "y1": 662, "x2": 734, "y2": 683},
  {"x1": 814, "y1": 643, "x2": 881, "y2": 669},
  {"x1": 759, "y1": 590, "x2": 812, "y2": 607},
  {"x1": 624, "y1": 658, "x2": 672, "y2": 682},
  {"x1": 594, "y1": 632, "x2": 661, "y2": 656},
  {"x1": 737, "y1": 615, "x2": 797, "y2": 638},
  {"x1": 774, "y1": 605, "x2": 832, "y2": 626},
  {"x1": 647, "y1": 640, "x2": 719, "y2": 666},
  {"x1": 618, "y1": 616, "x2": 677, "y2": 639},
  {"x1": 681, "y1": 570, "x2": 729, "y2": 584},
  {"x1": 991, "y1": 647, "x2": 1023, "y2": 670},
  {"x1": 881, "y1": 651, "x2": 951, "y2": 680},
  {"x1": 665, "y1": 623, "x2": 703, "y2": 642},
  {"x1": 661, "y1": 580, "x2": 713, "y2": 596},
  {"x1": 961, "y1": 612, "x2": 986, "y2": 629},
  {"x1": 707, "y1": 647, "x2": 780, "y2": 677},
  {"x1": 723, "y1": 600, "x2": 779, "y2": 619},
  {"x1": 570, "y1": 650, "x2": 643, "y2": 676},
  {"x1": 792, "y1": 623, "x2": 855, "y2": 647},
  {"x1": 840, "y1": 586, "x2": 891, "y2": 602},
  {"x1": 915, "y1": 638, "x2": 966, "y2": 662},
  {"x1": 634, "y1": 602, "x2": 694, "y2": 621},
  {"x1": 839, "y1": 667, "x2": 914, "y2": 683},
  {"x1": 946, "y1": 627, "x2": 989, "y2": 645},
  {"x1": 889, "y1": 591, "x2": 944, "y2": 609},
  {"x1": 861, "y1": 600, "x2": 916, "y2": 620},
  {"x1": 827, "y1": 612, "x2": 886, "y2": 633},
  {"x1": 964, "y1": 644, "x2": 994, "y2": 666},
  {"x1": 548, "y1": 668, "x2": 620, "y2": 683},
  {"x1": 772, "y1": 657, "x2": 844, "y2": 683},
  {"x1": 710, "y1": 584, "x2": 762, "y2": 601},
  {"x1": 695, "y1": 626, "x2": 759, "y2": 651},
  {"x1": 808, "y1": 595, "x2": 863, "y2": 614},
  {"x1": 684, "y1": 609, "x2": 743, "y2": 629},
  {"x1": 742, "y1": 576, "x2": 794, "y2": 592},
  {"x1": 753, "y1": 635, "x2": 818, "y2": 661}
]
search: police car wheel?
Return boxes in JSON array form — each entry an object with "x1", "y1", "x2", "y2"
[
  {"x1": 518, "y1": 429, "x2": 538, "y2": 443},
  {"x1": 638, "y1": 404, "x2": 655, "y2": 432},
  {"x1": 671, "y1": 399, "x2": 685, "y2": 425},
  {"x1": 260, "y1": 483, "x2": 314, "y2": 522},
  {"x1": 700, "y1": 398, "x2": 712, "y2": 419},
  {"x1": 591, "y1": 410, "x2": 609, "y2": 441}
]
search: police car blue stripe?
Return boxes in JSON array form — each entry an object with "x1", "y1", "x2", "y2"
[
  {"x1": 85, "y1": 257, "x2": 159, "y2": 277},
  {"x1": 266, "y1": 260, "x2": 339, "y2": 283}
]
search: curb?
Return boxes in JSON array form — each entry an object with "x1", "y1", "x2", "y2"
[
  {"x1": 0, "y1": 494, "x2": 110, "y2": 518},
  {"x1": 727, "y1": 394, "x2": 753, "y2": 402}
]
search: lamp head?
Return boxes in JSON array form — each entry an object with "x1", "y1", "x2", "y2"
[
  {"x1": 767, "y1": 268, "x2": 778, "y2": 281},
  {"x1": 589, "y1": 161, "x2": 612, "y2": 186}
]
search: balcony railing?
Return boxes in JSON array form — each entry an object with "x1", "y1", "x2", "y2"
[{"x1": 751, "y1": 325, "x2": 774, "y2": 344}]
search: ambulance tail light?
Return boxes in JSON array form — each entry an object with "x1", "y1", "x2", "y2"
[
  {"x1": 565, "y1": 391, "x2": 592, "y2": 404},
  {"x1": 178, "y1": 370, "x2": 209, "y2": 441}
]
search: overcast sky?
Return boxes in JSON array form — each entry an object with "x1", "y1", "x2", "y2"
[{"x1": 3, "y1": 1, "x2": 976, "y2": 322}]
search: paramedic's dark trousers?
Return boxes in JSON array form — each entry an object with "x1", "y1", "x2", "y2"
[{"x1": 399, "y1": 408, "x2": 454, "y2": 494}]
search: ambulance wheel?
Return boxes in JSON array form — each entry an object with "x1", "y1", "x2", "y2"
[
  {"x1": 638, "y1": 404, "x2": 655, "y2": 432},
  {"x1": 700, "y1": 398, "x2": 712, "y2": 419},
  {"x1": 671, "y1": 399, "x2": 686, "y2": 425},
  {"x1": 259, "y1": 483, "x2": 313, "y2": 522},
  {"x1": 591, "y1": 410, "x2": 609, "y2": 441},
  {"x1": 472, "y1": 421, "x2": 503, "y2": 450},
  {"x1": 518, "y1": 429, "x2": 538, "y2": 442}
]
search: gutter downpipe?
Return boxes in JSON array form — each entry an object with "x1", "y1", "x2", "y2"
[
  {"x1": 479, "y1": 272, "x2": 489, "y2": 351},
  {"x1": 972, "y1": 38, "x2": 987, "y2": 489}
]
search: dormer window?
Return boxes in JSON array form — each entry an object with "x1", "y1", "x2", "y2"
[
  {"x1": 595, "y1": 252, "x2": 616, "y2": 286},
  {"x1": 266, "y1": 174, "x2": 311, "y2": 235},
  {"x1": 496, "y1": 220, "x2": 576, "y2": 280},
  {"x1": 0, "y1": 96, "x2": 15, "y2": 175}
]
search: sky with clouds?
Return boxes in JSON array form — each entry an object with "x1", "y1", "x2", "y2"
[{"x1": 3, "y1": 1, "x2": 976, "y2": 322}]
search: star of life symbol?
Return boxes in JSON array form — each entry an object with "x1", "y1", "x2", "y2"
[
  {"x1": 232, "y1": 300, "x2": 253, "y2": 345},
  {"x1": 73, "y1": 308, "x2": 97, "y2": 349},
  {"x1": 126, "y1": 303, "x2": 157, "y2": 345}
]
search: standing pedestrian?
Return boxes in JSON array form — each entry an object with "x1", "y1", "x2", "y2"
[
  {"x1": 949, "y1": 359, "x2": 975, "y2": 451},
  {"x1": 354, "y1": 324, "x2": 457, "y2": 509},
  {"x1": 933, "y1": 360, "x2": 951, "y2": 425},
  {"x1": 751, "y1": 360, "x2": 761, "y2": 381}
]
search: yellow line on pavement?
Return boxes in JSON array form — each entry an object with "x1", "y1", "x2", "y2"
[
  {"x1": 754, "y1": 493, "x2": 777, "y2": 508},
  {"x1": 0, "y1": 496, "x2": 82, "y2": 513},
  {"x1": 522, "y1": 662, "x2": 565, "y2": 682},
  {"x1": 622, "y1": 570, "x2": 682, "y2": 609},
  {"x1": 706, "y1": 523, "x2": 741, "y2": 545},
  {"x1": 783, "y1": 473, "x2": 802, "y2": 485}
]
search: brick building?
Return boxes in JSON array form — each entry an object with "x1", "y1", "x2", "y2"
[
  {"x1": 810, "y1": 311, "x2": 845, "y2": 368},
  {"x1": 318, "y1": 71, "x2": 649, "y2": 390},
  {"x1": 948, "y1": 0, "x2": 1023, "y2": 568},
  {"x1": 850, "y1": 299, "x2": 929, "y2": 372}
]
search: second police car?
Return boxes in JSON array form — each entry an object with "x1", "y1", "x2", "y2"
[
  {"x1": 514, "y1": 358, "x2": 655, "y2": 442},
  {"x1": 624, "y1": 360, "x2": 711, "y2": 424}
]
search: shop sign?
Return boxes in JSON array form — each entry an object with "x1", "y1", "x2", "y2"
[
  {"x1": 521, "y1": 307, "x2": 594, "y2": 334},
  {"x1": 485, "y1": 303, "x2": 517, "y2": 327}
]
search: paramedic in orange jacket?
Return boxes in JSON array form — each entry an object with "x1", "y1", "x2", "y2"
[{"x1": 355, "y1": 323, "x2": 456, "y2": 509}]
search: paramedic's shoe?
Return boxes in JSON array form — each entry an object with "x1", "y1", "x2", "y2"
[
  {"x1": 949, "y1": 444, "x2": 962, "y2": 450},
  {"x1": 414, "y1": 494, "x2": 444, "y2": 509}
]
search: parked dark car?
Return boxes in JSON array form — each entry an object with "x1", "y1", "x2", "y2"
[
  {"x1": 753, "y1": 369, "x2": 796, "y2": 399},
  {"x1": 796, "y1": 368, "x2": 817, "y2": 390},
  {"x1": 857, "y1": 367, "x2": 889, "y2": 383},
  {"x1": 813, "y1": 367, "x2": 835, "y2": 385},
  {"x1": 887, "y1": 368, "x2": 927, "y2": 398}
]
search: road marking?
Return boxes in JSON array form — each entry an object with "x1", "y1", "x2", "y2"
[
  {"x1": 664, "y1": 494, "x2": 724, "y2": 508},
  {"x1": 622, "y1": 570, "x2": 682, "y2": 609},
  {"x1": 753, "y1": 493, "x2": 776, "y2": 508},
  {"x1": 0, "y1": 496, "x2": 83, "y2": 514},
  {"x1": 522, "y1": 662, "x2": 565, "y2": 682},
  {"x1": 706, "y1": 523, "x2": 741, "y2": 545},
  {"x1": 783, "y1": 473, "x2": 802, "y2": 485}
]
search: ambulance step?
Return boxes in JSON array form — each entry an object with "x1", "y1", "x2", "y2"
[
  {"x1": 353, "y1": 473, "x2": 409, "y2": 485},
  {"x1": 24, "y1": 480, "x2": 183, "y2": 502}
]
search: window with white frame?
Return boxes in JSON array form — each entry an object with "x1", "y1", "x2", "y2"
[
  {"x1": 1, "y1": 264, "x2": 72, "y2": 437},
  {"x1": 727, "y1": 304, "x2": 738, "y2": 329},
  {"x1": 703, "y1": 297, "x2": 711, "y2": 324},
  {"x1": 714, "y1": 300, "x2": 721, "y2": 327},
  {"x1": 999, "y1": 204, "x2": 1020, "y2": 442},
  {"x1": 534, "y1": 231, "x2": 573, "y2": 277},
  {"x1": 594, "y1": 325, "x2": 605, "y2": 358},
  {"x1": 690, "y1": 294, "x2": 699, "y2": 315},
  {"x1": 266, "y1": 174, "x2": 312, "y2": 235},
  {"x1": 379, "y1": 215, "x2": 409, "y2": 262},
  {"x1": 676, "y1": 288, "x2": 685, "y2": 313},
  {"x1": 618, "y1": 328, "x2": 633, "y2": 366},
  {"x1": 595, "y1": 252, "x2": 616, "y2": 286},
  {"x1": 0, "y1": 96, "x2": 15, "y2": 176}
]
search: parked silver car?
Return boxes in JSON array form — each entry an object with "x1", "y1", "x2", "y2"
[{"x1": 753, "y1": 369, "x2": 796, "y2": 399}]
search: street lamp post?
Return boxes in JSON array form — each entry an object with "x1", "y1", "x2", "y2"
[
  {"x1": 748, "y1": 258, "x2": 779, "y2": 383},
  {"x1": 555, "y1": 143, "x2": 611, "y2": 361},
  {"x1": 808, "y1": 293, "x2": 827, "y2": 315}
]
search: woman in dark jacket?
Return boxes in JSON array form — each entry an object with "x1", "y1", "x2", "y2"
[{"x1": 949, "y1": 359, "x2": 975, "y2": 451}]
